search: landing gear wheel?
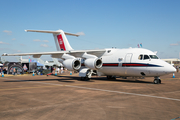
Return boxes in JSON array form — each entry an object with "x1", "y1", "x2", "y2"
[
  {"x1": 159, "y1": 79, "x2": 161, "y2": 84},
  {"x1": 153, "y1": 79, "x2": 161, "y2": 84},
  {"x1": 154, "y1": 79, "x2": 158, "y2": 84}
]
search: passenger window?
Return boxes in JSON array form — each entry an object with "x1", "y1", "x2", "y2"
[
  {"x1": 138, "y1": 55, "x2": 143, "y2": 60},
  {"x1": 144, "y1": 55, "x2": 150, "y2": 60}
]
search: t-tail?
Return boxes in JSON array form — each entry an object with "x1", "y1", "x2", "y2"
[{"x1": 25, "y1": 29, "x2": 79, "y2": 51}]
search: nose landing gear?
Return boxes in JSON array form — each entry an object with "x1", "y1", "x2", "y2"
[{"x1": 154, "y1": 77, "x2": 161, "y2": 84}]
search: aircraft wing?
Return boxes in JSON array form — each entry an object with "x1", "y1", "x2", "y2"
[{"x1": 2, "y1": 49, "x2": 106, "y2": 58}]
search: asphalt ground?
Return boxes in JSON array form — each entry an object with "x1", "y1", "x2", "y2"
[{"x1": 0, "y1": 72, "x2": 180, "y2": 120}]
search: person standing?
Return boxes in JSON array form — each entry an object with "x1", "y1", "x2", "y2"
[
  {"x1": 13, "y1": 68, "x2": 16, "y2": 75},
  {"x1": 0, "y1": 67, "x2": 2, "y2": 75},
  {"x1": 57, "y1": 67, "x2": 60, "y2": 73},
  {"x1": 61, "y1": 67, "x2": 63, "y2": 74}
]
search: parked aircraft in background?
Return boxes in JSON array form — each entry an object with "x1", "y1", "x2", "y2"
[
  {"x1": 0, "y1": 57, "x2": 7, "y2": 63},
  {"x1": 16, "y1": 56, "x2": 61, "y2": 69},
  {"x1": 16, "y1": 56, "x2": 28, "y2": 63},
  {"x1": 2, "y1": 29, "x2": 176, "y2": 84},
  {"x1": 37, "y1": 58, "x2": 62, "y2": 67}
]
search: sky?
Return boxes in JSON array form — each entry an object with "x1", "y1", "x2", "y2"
[{"x1": 0, "y1": 0, "x2": 180, "y2": 61}]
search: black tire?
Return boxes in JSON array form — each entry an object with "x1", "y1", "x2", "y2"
[
  {"x1": 154, "y1": 79, "x2": 161, "y2": 84},
  {"x1": 154, "y1": 79, "x2": 158, "y2": 84},
  {"x1": 159, "y1": 79, "x2": 161, "y2": 84}
]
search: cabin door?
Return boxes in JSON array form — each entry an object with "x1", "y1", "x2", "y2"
[{"x1": 125, "y1": 53, "x2": 133, "y2": 63}]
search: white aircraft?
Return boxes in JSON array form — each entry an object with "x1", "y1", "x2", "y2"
[
  {"x1": 0, "y1": 57, "x2": 7, "y2": 63},
  {"x1": 2, "y1": 29, "x2": 176, "y2": 84},
  {"x1": 37, "y1": 58, "x2": 62, "y2": 67}
]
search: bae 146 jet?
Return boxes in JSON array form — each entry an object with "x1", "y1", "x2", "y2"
[{"x1": 2, "y1": 29, "x2": 176, "y2": 84}]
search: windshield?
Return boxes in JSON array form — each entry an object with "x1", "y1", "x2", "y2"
[{"x1": 149, "y1": 55, "x2": 159, "y2": 59}]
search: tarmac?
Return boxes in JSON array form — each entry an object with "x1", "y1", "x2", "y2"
[{"x1": 0, "y1": 72, "x2": 180, "y2": 120}]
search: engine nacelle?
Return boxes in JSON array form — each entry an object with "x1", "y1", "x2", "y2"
[
  {"x1": 84, "y1": 58, "x2": 102, "y2": 70},
  {"x1": 63, "y1": 59, "x2": 81, "y2": 71}
]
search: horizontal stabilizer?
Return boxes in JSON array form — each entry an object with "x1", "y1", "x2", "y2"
[{"x1": 25, "y1": 30, "x2": 79, "y2": 37}]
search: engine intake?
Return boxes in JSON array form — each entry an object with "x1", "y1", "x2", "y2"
[
  {"x1": 63, "y1": 59, "x2": 81, "y2": 71},
  {"x1": 84, "y1": 58, "x2": 102, "y2": 70}
]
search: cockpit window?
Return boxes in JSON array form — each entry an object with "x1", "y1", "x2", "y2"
[
  {"x1": 150, "y1": 55, "x2": 159, "y2": 59},
  {"x1": 144, "y1": 55, "x2": 150, "y2": 60},
  {"x1": 138, "y1": 55, "x2": 143, "y2": 60},
  {"x1": 138, "y1": 54, "x2": 153, "y2": 60}
]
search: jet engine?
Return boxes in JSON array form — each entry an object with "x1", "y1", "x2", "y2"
[
  {"x1": 63, "y1": 59, "x2": 81, "y2": 71},
  {"x1": 84, "y1": 58, "x2": 102, "y2": 69}
]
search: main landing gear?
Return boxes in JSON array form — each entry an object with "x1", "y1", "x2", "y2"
[{"x1": 154, "y1": 77, "x2": 161, "y2": 84}]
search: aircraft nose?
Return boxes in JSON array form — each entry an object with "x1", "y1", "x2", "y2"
[
  {"x1": 170, "y1": 66, "x2": 176, "y2": 73},
  {"x1": 165, "y1": 64, "x2": 176, "y2": 73}
]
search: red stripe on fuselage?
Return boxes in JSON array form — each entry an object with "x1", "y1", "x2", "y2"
[
  {"x1": 122, "y1": 63, "x2": 147, "y2": 67},
  {"x1": 57, "y1": 34, "x2": 66, "y2": 51},
  {"x1": 103, "y1": 63, "x2": 119, "y2": 66}
]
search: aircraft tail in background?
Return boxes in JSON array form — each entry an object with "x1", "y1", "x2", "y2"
[{"x1": 25, "y1": 30, "x2": 80, "y2": 51}]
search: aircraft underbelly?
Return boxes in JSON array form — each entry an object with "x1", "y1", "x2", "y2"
[
  {"x1": 99, "y1": 66, "x2": 149, "y2": 77},
  {"x1": 99, "y1": 67, "x2": 124, "y2": 76},
  {"x1": 124, "y1": 67, "x2": 147, "y2": 76}
]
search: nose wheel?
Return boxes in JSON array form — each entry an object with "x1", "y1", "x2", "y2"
[{"x1": 154, "y1": 77, "x2": 161, "y2": 84}]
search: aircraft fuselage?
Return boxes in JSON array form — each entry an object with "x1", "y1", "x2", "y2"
[{"x1": 98, "y1": 48, "x2": 176, "y2": 77}]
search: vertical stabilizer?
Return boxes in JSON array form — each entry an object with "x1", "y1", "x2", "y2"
[
  {"x1": 53, "y1": 30, "x2": 73, "y2": 51},
  {"x1": 25, "y1": 29, "x2": 79, "y2": 51}
]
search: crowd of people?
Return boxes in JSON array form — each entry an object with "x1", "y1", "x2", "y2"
[
  {"x1": 0, "y1": 64, "x2": 72, "y2": 76},
  {"x1": 0, "y1": 67, "x2": 8, "y2": 75},
  {"x1": 46, "y1": 66, "x2": 72, "y2": 76}
]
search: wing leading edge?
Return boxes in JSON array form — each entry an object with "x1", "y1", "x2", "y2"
[{"x1": 2, "y1": 49, "x2": 106, "y2": 58}]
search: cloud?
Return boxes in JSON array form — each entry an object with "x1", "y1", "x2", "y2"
[
  {"x1": 3, "y1": 30, "x2": 12, "y2": 35},
  {"x1": 0, "y1": 41, "x2": 9, "y2": 44},
  {"x1": 33, "y1": 39, "x2": 41, "y2": 42},
  {"x1": 40, "y1": 44, "x2": 48, "y2": 47},
  {"x1": 0, "y1": 48, "x2": 10, "y2": 50},
  {"x1": 33, "y1": 39, "x2": 49, "y2": 42},
  {"x1": 76, "y1": 32, "x2": 85, "y2": 36},
  {"x1": 42, "y1": 40, "x2": 49, "y2": 42},
  {"x1": 12, "y1": 38, "x2": 16, "y2": 40},
  {"x1": 170, "y1": 43, "x2": 179, "y2": 46},
  {"x1": 20, "y1": 44, "x2": 26, "y2": 46}
]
